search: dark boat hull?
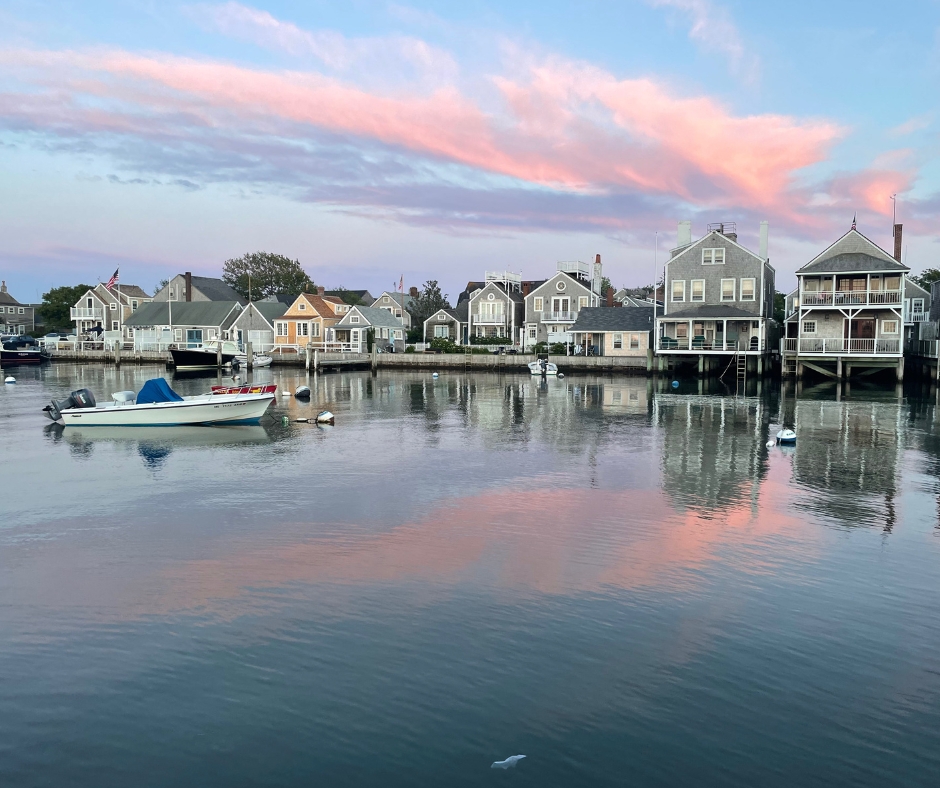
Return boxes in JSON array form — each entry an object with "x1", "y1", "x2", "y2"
[
  {"x1": 169, "y1": 348, "x2": 237, "y2": 369},
  {"x1": 0, "y1": 349, "x2": 48, "y2": 366}
]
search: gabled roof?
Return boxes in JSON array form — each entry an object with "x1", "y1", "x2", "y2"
[
  {"x1": 469, "y1": 281, "x2": 523, "y2": 303},
  {"x1": 337, "y1": 306, "x2": 403, "y2": 328},
  {"x1": 669, "y1": 229, "x2": 766, "y2": 265},
  {"x1": 425, "y1": 301, "x2": 468, "y2": 324},
  {"x1": 189, "y1": 276, "x2": 246, "y2": 303},
  {"x1": 0, "y1": 291, "x2": 22, "y2": 306},
  {"x1": 324, "y1": 289, "x2": 373, "y2": 304},
  {"x1": 124, "y1": 301, "x2": 242, "y2": 327},
  {"x1": 570, "y1": 307, "x2": 654, "y2": 333},
  {"x1": 372, "y1": 292, "x2": 415, "y2": 309},
  {"x1": 664, "y1": 305, "x2": 757, "y2": 319},
  {"x1": 528, "y1": 270, "x2": 593, "y2": 298},
  {"x1": 114, "y1": 284, "x2": 151, "y2": 300},
  {"x1": 797, "y1": 229, "x2": 908, "y2": 274},
  {"x1": 232, "y1": 302, "x2": 285, "y2": 327}
]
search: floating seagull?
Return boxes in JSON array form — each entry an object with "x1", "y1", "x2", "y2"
[
  {"x1": 491, "y1": 755, "x2": 526, "y2": 769},
  {"x1": 766, "y1": 440, "x2": 775, "y2": 448}
]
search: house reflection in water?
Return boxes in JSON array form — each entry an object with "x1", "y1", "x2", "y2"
[
  {"x1": 790, "y1": 400, "x2": 903, "y2": 532},
  {"x1": 654, "y1": 395, "x2": 772, "y2": 515}
]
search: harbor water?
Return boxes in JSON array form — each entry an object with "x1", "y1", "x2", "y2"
[{"x1": 2, "y1": 365, "x2": 940, "y2": 786}]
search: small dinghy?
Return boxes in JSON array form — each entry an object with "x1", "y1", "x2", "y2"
[
  {"x1": 315, "y1": 410, "x2": 335, "y2": 424},
  {"x1": 234, "y1": 353, "x2": 273, "y2": 368},
  {"x1": 776, "y1": 429, "x2": 796, "y2": 445},
  {"x1": 528, "y1": 359, "x2": 558, "y2": 376},
  {"x1": 294, "y1": 386, "x2": 311, "y2": 399}
]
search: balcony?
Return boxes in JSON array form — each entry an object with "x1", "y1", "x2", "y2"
[
  {"x1": 473, "y1": 314, "x2": 506, "y2": 324},
  {"x1": 657, "y1": 337, "x2": 764, "y2": 353},
  {"x1": 71, "y1": 307, "x2": 104, "y2": 320},
  {"x1": 908, "y1": 312, "x2": 929, "y2": 323},
  {"x1": 800, "y1": 290, "x2": 901, "y2": 307},
  {"x1": 796, "y1": 338, "x2": 900, "y2": 355},
  {"x1": 542, "y1": 311, "x2": 577, "y2": 323}
]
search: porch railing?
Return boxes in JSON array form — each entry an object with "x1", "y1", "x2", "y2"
[
  {"x1": 798, "y1": 338, "x2": 901, "y2": 354},
  {"x1": 657, "y1": 338, "x2": 763, "y2": 352},
  {"x1": 70, "y1": 307, "x2": 104, "y2": 320},
  {"x1": 473, "y1": 315, "x2": 506, "y2": 324},
  {"x1": 800, "y1": 289, "x2": 902, "y2": 307},
  {"x1": 908, "y1": 312, "x2": 929, "y2": 322},
  {"x1": 542, "y1": 311, "x2": 577, "y2": 323}
]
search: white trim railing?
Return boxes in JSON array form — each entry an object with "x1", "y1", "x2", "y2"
[
  {"x1": 657, "y1": 338, "x2": 764, "y2": 352},
  {"x1": 800, "y1": 290, "x2": 902, "y2": 307},
  {"x1": 908, "y1": 312, "x2": 929, "y2": 322},
  {"x1": 473, "y1": 315, "x2": 507, "y2": 324},
  {"x1": 798, "y1": 338, "x2": 900, "y2": 354},
  {"x1": 783, "y1": 338, "x2": 797, "y2": 352},
  {"x1": 542, "y1": 311, "x2": 577, "y2": 322}
]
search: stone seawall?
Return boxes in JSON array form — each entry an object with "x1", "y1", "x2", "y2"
[{"x1": 374, "y1": 353, "x2": 651, "y2": 374}]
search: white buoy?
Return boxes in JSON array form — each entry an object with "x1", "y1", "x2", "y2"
[
  {"x1": 4, "y1": 376, "x2": 15, "y2": 384},
  {"x1": 282, "y1": 391, "x2": 292, "y2": 397},
  {"x1": 766, "y1": 440, "x2": 775, "y2": 448},
  {"x1": 432, "y1": 372, "x2": 439, "y2": 378},
  {"x1": 557, "y1": 372, "x2": 565, "y2": 379}
]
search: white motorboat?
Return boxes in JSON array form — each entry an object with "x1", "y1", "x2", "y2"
[
  {"x1": 776, "y1": 429, "x2": 796, "y2": 444},
  {"x1": 42, "y1": 378, "x2": 275, "y2": 427},
  {"x1": 528, "y1": 360, "x2": 559, "y2": 376},
  {"x1": 234, "y1": 352, "x2": 273, "y2": 368}
]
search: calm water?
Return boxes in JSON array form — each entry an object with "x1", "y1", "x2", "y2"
[{"x1": 2, "y1": 364, "x2": 940, "y2": 787}]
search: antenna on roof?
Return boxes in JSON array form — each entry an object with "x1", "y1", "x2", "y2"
[{"x1": 890, "y1": 194, "x2": 897, "y2": 236}]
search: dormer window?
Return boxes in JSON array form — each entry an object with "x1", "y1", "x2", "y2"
[
  {"x1": 350, "y1": 315, "x2": 360, "y2": 324},
  {"x1": 702, "y1": 248, "x2": 725, "y2": 265},
  {"x1": 299, "y1": 303, "x2": 306, "y2": 310}
]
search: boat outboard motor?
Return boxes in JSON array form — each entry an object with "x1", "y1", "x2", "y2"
[{"x1": 43, "y1": 388, "x2": 96, "y2": 421}]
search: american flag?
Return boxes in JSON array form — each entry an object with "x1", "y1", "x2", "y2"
[
  {"x1": 398, "y1": 275, "x2": 403, "y2": 292},
  {"x1": 106, "y1": 268, "x2": 119, "y2": 290},
  {"x1": 851, "y1": 213, "x2": 857, "y2": 231}
]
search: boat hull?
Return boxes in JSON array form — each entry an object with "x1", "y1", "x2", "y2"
[
  {"x1": 169, "y1": 348, "x2": 237, "y2": 369},
  {"x1": 58, "y1": 393, "x2": 275, "y2": 427},
  {"x1": 1, "y1": 349, "x2": 48, "y2": 366}
]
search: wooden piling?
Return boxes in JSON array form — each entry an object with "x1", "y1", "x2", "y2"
[{"x1": 246, "y1": 341, "x2": 253, "y2": 370}]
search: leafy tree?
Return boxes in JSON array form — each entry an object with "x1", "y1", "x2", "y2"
[
  {"x1": 600, "y1": 276, "x2": 612, "y2": 297},
  {"x1": 911, "y1": 268, "x2": 940, "y2": 291},
  {"x1": 222, "y1": 252, "x2": 313, "y2": 300},
  {"x1": 773, "y1": 291, "x2": 786, "y2": 323},
  {"x1": 329, "y1": 287, "x2": 367, "y2": 306},
  {"x1": 406, "y1": 280, "x2": 451, "y2": 328},
  {"x1": 38, "y1": 284, "x2": 94, "y2": 330},
  {"x1": 155, "y1": 277, "x2": 169, "y2": 294}
]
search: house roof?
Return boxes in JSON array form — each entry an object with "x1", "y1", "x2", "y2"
[
  {"x1": 797, "y1": 229, "x2": 908, "y2": 274},
  {"x1": 114, "y1": 284, "x2": 151, "y2": 300},
  {"x1": 570, "y1": 307, "x2": 654, "y2": 333},
  {"x1": 0, "y1": 291, "x2": 22, "y2": 306},
  {"x1": 664, "y1": 305, "x2": 757, "y2": 319},
  {"x1": 426, "y1": 301, "x2": 468, "y2": 324},
  {"x1": 470, "y1": 281, "x2": 524, "y2": 303},
  {"x1": 373, "y1": 292, "x2": 415, "y2": 309},
  {"x1": 260, "y1": 293, "x2": 300, "y2": 306},
  {"x1": 528, "y1": 271, "x2": 593, "y2": 298},
  {"x1": 233, "y1": 302, "x2": 285, "y2": 326},
  {"x1": 189, "y1": 275, "x2": 246, "y2": 303},
  {"x1": 324, "y1": 289, "x2": 373, "y2": 304},
  {"x1": 124, "y1": 300, "x2": 242, "y2": 327},
  {"x1": 338, "y1": 306, "x2": 404, "y2": 328}
]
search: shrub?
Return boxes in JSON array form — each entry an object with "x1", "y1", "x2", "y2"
[
  {"x1": 429, "y1": 337, "x2": 461, "y2": 353},
  {"x1": 533, "y1": 342, "x2": 547, "y2": 355},
  {"x1": 469, "y1": 335, "x2": 512, "y2": 346},
  {"x1": 404, "y1": 345, "x2": 416, "y2": 354},
  {"x1": 549, "y1": 343, "x2": 567, "y2": 355}
]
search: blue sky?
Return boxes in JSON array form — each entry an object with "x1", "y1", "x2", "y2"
[{"x1": 1, "y1": 0, "x2": 938, "y2": 303}]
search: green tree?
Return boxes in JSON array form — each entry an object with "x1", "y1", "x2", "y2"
[
  {"x1": 329, "y1": 287, "x2": 367, "y2": 306},
  {"x1": 600, "y1": 276, "x2": 612, "y2": 297},
  {"x1": 911, "y1": 268, "x2": 940, "y2": 291},
  {"x1": 155, "y1": 277, "x2": 169, "y2": 294},
  {"x1": 38, "y1": 284, "x2": 94, "y2": 330},
  {"x1": 222, "y1": 252, "x2": 313, "y2": 300},
  {"x1": 406, "y1": 280, "x2": 451, "y2": 327},
  {"x1": 773, "y1": 291, "x2": 786, "y2": 323}
]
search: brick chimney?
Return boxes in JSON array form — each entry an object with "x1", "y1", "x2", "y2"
[
  {"x1": 317, "y1": 285, "x2": 325, "y2": 296},
  {"x1": 0, "y1": 280, "x2": 6, "y2": 294},
  {"x1": 606, "y1": 287, "x2": 614, "y2": 307},
  {"x1": 185, "y1": 271, "x2": 192, "y2": 302},
  {"x1": 522, "y1": 281, "x2": 531, "y2": 297},
  {"x1": 893, "y1": 223, "x2": 903, "y2": 262},
  {"x1": 409, "y1": 286, "x2": 419, "y2": 298}
]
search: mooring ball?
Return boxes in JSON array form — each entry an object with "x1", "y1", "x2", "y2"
[{"x1": 671, "y1": 380, "x2": 679, "y2": 389}]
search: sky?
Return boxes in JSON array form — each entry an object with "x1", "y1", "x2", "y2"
[{"x1": 1, "y1": 0, "x2": 939, "y2": 304}]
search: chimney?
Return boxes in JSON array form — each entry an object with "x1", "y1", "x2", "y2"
[
  {"x1": 0, "y1": 280, "x2": 6, "y2": 294},
  {"x1": 893, "y1": 224, "x2": 903, "y2": 262},
  {"x1": 606, "y1": 287, "x2": 614, "y2": 307},
  {"x1": 317, "y1": 285, "x2": 325, "y2": 296},
  {"x1": 185, "y1": 271, "x2": 192, "y2": 302},
  {"x1": 759, "y1": 220, "x2": 769, "y2": 259},
  {"x1": 409, "y1": 286, "x2": 419, "y2": 298},
  {"x1": 678, "y1": 220, "x2": 692, "y2": 247}
]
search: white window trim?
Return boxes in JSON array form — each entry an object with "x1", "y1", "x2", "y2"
[
  {"x1": 578, "y1": 296, "x2": 589, "y2": 308},
  {"x1": 298, "y1": 302, "x2": 306, "y2": 310},
  {"x1": 702, "y1": 248, "x2": 725, "y2": 265},
  {"x1": 690, "y1": 279, "x2": 705, "y2": 302},
  {"x1": 802, "y1": 320, "x2": 817, "y2": 335},
  {"x1": 671, "y1": 280, "x2": 686, "y2": 302},
  {"x1": 350, "y1": 315, "x2": 360, "y2": 324},
  {"x1": 613, "y1": 332, "x2": 623, "y2": 349},
  {"x1": 720, "y1": 278, "x2": 736, "y2": 302},
  {"x1": 629, "y1": 333, "x2": 641, "y2": 350},
  {"x1": 740, "y1": 278, "x2": 756, "y2": 301},
  {"x1": 882, "y1": 320, "x2": 899, "y2": 334},
  {"x1": 533, "y1": 297, "x2": 544, "y2": 312},
  {"x1": 275, "y1": 322, "x2": 288, "y2": 337}
]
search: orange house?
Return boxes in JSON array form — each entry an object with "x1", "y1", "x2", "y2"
[{"x1": 273, "y1": 292, "x2": 350, "y2": 347}]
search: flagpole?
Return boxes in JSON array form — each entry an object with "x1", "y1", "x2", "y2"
[{"x1": 400, "y1": 275, "x2": 405, "y2": 350}]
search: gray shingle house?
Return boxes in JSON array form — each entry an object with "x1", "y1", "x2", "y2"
[
  {"x1": 424, "y1": 301, "x2": 468, "y2": 344},
  {"x1": 124, "y1": 301, "x2": 242, "y2": 350},
  {"x1": 570, "y1": 307, "x2": 654, "y2": 357},
  {"x1": 656, "y1": 221, "x2": 775, "y2": 369},
  {"x1": 523, "y1": 257, "x2": 603, "y2": 350},
  {"x1": 152, "y1": 272, "x2": 246, "y2": 305},
  {"x1": 328, "y1": 306, "x2": 405, "y2": 352},
  {"x1": 467, "y1": 271, "x2": 525, "y2": 344},
  {"x1": 0, "y1": 281, "x2": 35, "y2": 335},
  {"x1": 783, "y1": 226, "x2": 921, "y2": 380}
]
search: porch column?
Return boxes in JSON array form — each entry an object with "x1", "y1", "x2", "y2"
[
  {"x1": 689, "y1": 320, "x2": 693, "y2": 348},
  {"x1": 723, "y1": 319, "x2": 727, "y2": 351}
]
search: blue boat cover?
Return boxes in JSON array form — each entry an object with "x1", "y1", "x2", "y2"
[{"x1": 137, "y1": 378, "x2": 184, "y2": 404}]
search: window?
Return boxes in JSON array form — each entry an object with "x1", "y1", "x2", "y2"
[
  {"x1": 208, "y1": 328, "x2": 217, "y2": 339},
  {"x1": 383, "y1": 296, "x2": 390, "y2": 303},
  {"x1": 109, "y1": 302, "x2": 117, "y2": 311},
  {"x1": 613, "y1": 333, "x2": 623, "y2": 349},
  {"x1": 702, "y1": 248, "x2": 725, "y2": 265},
  {"x1": 0, "y1": 306, "x2": 5, "y2": 313},
  {"x1": 913, "y1": 298, "x2": 925, "y2": 314},
  {"x1": 18, "y1": 307, "x2": 25, "y2": 314},
  {"x1": 476, "y1": 325, "x2": 485, "y2": 337},
  {"x1": 671, "y1": 280, "x2": 685, "y2": 302},
  {"x1": 496, "y1": 326, "x2": 505, "y2": 337},
  {"x1": 690, "y1": 279, "x2": 704, "y2": 302},
  {"x1": 298, "y1": 322, "x2": 309, "y2": 337},
  {"x1": 740, "y1": 278, "x2": 756, "y2": 301},
  {"x1": 395, "y1": 310, "x2": 402, "y2": 318},
  {"x1": 393, "y1": 330, "x2": 402, "y2": 339},
  {"x1": 802, "y1": 320, "x2": 817, "y2": 334},
  {"x1": 112, "y1": 321, "x2": 119, "y2": 331},
  {"x1": 629, "y1": 333, "x2": 641, "y2": 349},
  {"x1": 882, "y1": 320, "x2": 899, "y2": 334},
  {"x1": 533, "y1": 297, "x2": 543, "y2": 312},
  {"x1": 174, "y1": 328, "x2": 183, "y2": 342},
  {"x1": 528, "y1": 327, "x2": 536, "y2": 339},
  {"x1": 350, "y1": 315, "x2": 360, "y2": 323},
  {"x1": 312, "y1": 322, "x2": 320, "y2": 337},
  {"x1": 299, "y1": 302, "x2": 306, "y2": 310},
  {"x1": 351, "y1": 330, "x2": 359, "y2": 341},
  {"x1": 168, "y1": 288, "x2": 175, "y2": 300},
  {"x1": 579, "y1": 296, "x2": 589, "y2": 308},
  {"x1": 276, "y1": 322, "x2": 288, "y2": 337},
  {"x1": 380, "y1": 328, "x2": 388, "y2": 339},
  {"x1": 434, "y1": 324, "x2": 449, "y2": 337},
  {"x1": 131, "y1": 300, "x2": 138, "y2": 311},
  {"x1": 438, "y1": 313, "x2": 447, "y2": 321},
  {"x1": 721, "y1": 279, "x2": 735, "y2": 301},
  {"x1": 676, "y1": 323, "x2": 688, "y2": 338},
  {"x1": 556, "y1": 280, "x2": 566, "y2": 291}
]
